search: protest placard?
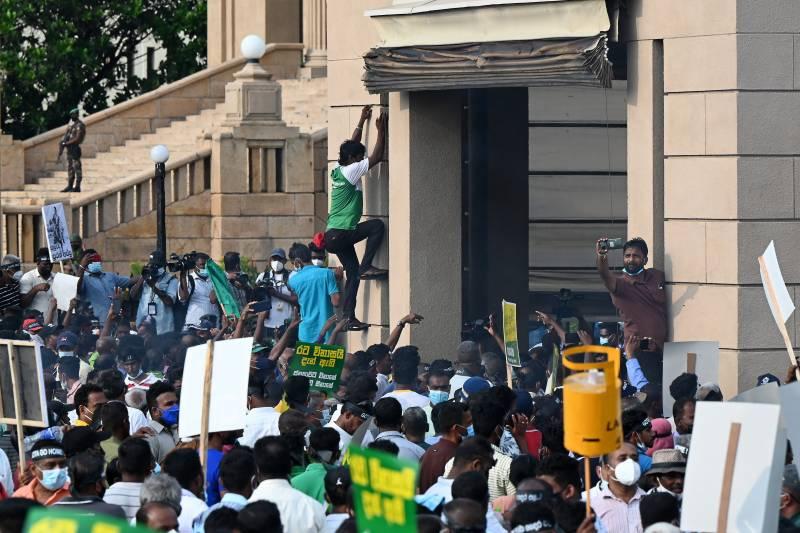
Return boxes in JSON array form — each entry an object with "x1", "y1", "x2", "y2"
[
  {"x1": 681, "y1": 401, "x2": 784, "y2": 533},
  {"x1": 179, "y1": 337, "x2": 252, "y2": 440},
  {"x1": 0, "y1": 340, "x2": 48, "y2": 428},
  {"x1": 759, "y1": 241, "x2": 799, "y2": 379},
  {"x1": 288, "y1": 341, "x2": 346, "y2": 395},
  {"x1": 662, "y1": 341, "x2": 719, "y2": 416},
  {"x1": 41, "y1": 202, "x2": 72, "y2": 263},
  {"x1": 52, "y1": 273, "x2": 79, "y2": 312},
  {"x1": 349, "y1": 444, "x2": 419, "y2": 533},
  {"x1": 779, "y1": 382, "x2": 800, "y2": 470},
  {"x1": 502, "y1": 300, "x2": 521, "y2": 369},
  {"x1": 24, "y1": 507, "x2": 150, "y2": 533}
]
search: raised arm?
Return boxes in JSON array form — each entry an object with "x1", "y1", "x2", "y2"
[
  {"x1": 535, "y1": 310, "x2": 566, "y2": 346},
  {"x1": 596, "y1": 238, "x2": 617, "y2": 293},
  {"x1": 351, "y1": 105, "x2": 372, "y2": 143},
  {"x1": 270, "y1": 311, "x2": 300, "y2": 361},
  {"x1": 368, "y1": 112, "x2": 387, "y2": 169},
  {"x1": 386, "y1": 312, "x2": 423, "y2": 352}
]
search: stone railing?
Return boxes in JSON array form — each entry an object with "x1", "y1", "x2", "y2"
[
  {"x1": 2, "y1": 149, "x2": 212, "y2": 261},
  {"x1": 21, "y1": 43, "x2": 304, "y2": 183}
]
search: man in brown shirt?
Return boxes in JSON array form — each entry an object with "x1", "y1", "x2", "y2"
[
  {"x1": 418, "y1": 402, "x2": 469, "y2": 493},
  {"x1": 597, "y1": 237, "x2": 667, "y2": 381}
]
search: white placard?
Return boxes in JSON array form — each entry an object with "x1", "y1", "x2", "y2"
[
  {"x1": 731, "y1": 382, "x2": 780, "y2": 405},
  {"x1": 779, "y1": 382, "x2": 800, "y2": 470},
  {"x1": 760, "y1": 240, "x2": 795, "y2": 325},
  {"x1": 662, "y1": 341, "x2": 719, "y2": 416},
  {"x1": 41, "y1": 203, "x2": 73, "y2": 263},
  {"x1": 680, "y1": 401, "x2": 784, "y2": 533},
  {"x1": 178, "y1": 337, "x2": 253, "y2": 439},
  {"x1": 51, "y1": 273, "x2": 79, "y2": 312}
]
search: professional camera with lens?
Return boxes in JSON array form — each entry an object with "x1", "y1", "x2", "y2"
[
  {"x1": 141, "y1": 265, "x2": 162, "y2": 282},
  {"x1": 167, "y1": 251, "x2": 199, "y2": 273}
]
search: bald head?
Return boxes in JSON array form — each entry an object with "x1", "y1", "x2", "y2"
[{"x1": 135, "y1": 502, "x2": 179, "y2": 532}]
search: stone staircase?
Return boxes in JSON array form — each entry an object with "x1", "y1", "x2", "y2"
[{"x1": 0, "y1": 76, "x2": 327, "y2": 209}]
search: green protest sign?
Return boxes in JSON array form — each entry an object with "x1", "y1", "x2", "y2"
[
  {"x1": 503, "y1": 299, "x2": 521, "y2": 367},
  {"x1": 349, "y1": 445, "x2": 419, "y2": 533},
  {"x1": 24, "y1": 508, "x2": 150, "y2": 533},
  {"x1": 288, "y1": 341, "x2": 345, "y2": 394}
]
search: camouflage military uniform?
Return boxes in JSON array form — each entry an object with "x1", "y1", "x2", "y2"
[{"x1": 62, "y1": 118, "x2": 86, "y2": 192}]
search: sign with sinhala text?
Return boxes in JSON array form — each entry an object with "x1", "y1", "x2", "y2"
[
  {"x1": 288, "y1": 342, "x2": 346, "y2": 394},
  {"x1": 24, "y1": 508, "x2": 150, "y2": 533},
  {"x1": 349, "y1": 445, "x2": 419, "y2": 533},
  {"x1": 503, "y1": 300, "x2": 521, "y2": 367}
]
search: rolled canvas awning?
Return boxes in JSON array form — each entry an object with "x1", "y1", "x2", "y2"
[{"x1": 363, "y1": 0, "x2": 616, "y2": 93}]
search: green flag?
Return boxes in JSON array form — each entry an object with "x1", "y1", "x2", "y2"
[
  {"x1": 349, "y1": 445, "x2": 419, "y2": 533},
  {"x1": 24, "y1": 508, "x2": 151, "y2": 533},
  {"x1": 206, "y1": 260, "x2": 241, "y2": 318}
]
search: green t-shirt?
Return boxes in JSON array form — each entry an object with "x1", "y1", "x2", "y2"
[{"x1": 326, "y1": 161, "x2": 368, "y2": 231}]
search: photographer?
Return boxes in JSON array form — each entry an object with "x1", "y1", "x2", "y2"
[
  {"x1": 255, "y1": 248, "x2": 292, "y2": 339},
  {"x1": 223, "y1": 251, "x2": 252, "y2": 312},
  {"x1": 596, "y1": 236, "x2": 667, "y2": 382},
  {"x1": 131, "y1": 251, "x2": 179, "y2": 335},
  {"x1": 178, "y1": 252, "x2": 220, "y2": 329}
]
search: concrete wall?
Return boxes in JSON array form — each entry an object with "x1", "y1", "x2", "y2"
[{"x1": 627, "y1": 0, "x2": 800, "y2": 395}]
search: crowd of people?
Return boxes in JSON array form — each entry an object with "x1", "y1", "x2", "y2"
[{"x1": 0, "y1": 113, "x2": 797, "y2": 533}]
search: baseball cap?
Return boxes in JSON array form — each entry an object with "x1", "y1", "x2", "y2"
[
  {"x1": 62, "y1": 427, "x2": 110, "y2": 457},
  {"x1": 22, "y1": 319, "x2": 43, "y2": 333},
  {"x1": 188, "y1": 318, "x2": 214, "y2": 332},
  {"x1": 252, "y1": 343, "x2": 271, "y2": 354},
  {"x1": 270, "y1": 248, "x2": 287, "y2": 260},
  {"x1": 462, "y1": 377, "x2": 491, "y2": 398},
  {"x1": 758, "y1": 373, "x2": 780, "y2": 387},
  {"x1": 149, "y1": 250, "x2": 166, "y2": 266},
  {"x1": 56, "y1": 331, "x2": 79, "y2": 350},
  {"x1": 429, "y1": 359, "x2": 455, "y2": 377}
]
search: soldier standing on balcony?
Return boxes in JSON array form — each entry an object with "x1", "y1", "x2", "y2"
[{"x1": 59, "y1": 107, "x2": 86, "y2": 193}]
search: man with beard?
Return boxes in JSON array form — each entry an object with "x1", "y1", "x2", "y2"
[
  {"x1": 597, "y1": 237, "x2": 666, "y2": 383},
  {"x1": 20, "y1": 248, "x2": 54, "y2": 315}
]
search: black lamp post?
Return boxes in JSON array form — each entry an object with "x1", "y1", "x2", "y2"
[{"x1": 150, "y1": 145, "x2": 169, "y2": 257}]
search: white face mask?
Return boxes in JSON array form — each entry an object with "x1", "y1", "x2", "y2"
[
  {"x1": 58, "y1": 351, "x2": 74, "y2": 358},
  {"x1": 611, "y1": 458, "x2": 641, "y2": 486},
  {"x1": 12, "y1": 271, "x2": 22, "y2": 281},
  {"x1": 656, "y1": 478, "x2": 680, "y2": 499},
  {"x1": 311, "y1": 259, "x2": 324, "y2": 267},
  {"x1": 271, "y1": 260, "x2": 284, "y2": 272}
]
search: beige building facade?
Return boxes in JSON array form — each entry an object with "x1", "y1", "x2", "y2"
[{"x1": 327, "y1": 0, "x2": 800, "y2": 395}]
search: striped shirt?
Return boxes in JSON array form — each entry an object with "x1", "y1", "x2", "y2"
[
  {"x1": 589, "y1": 483, "x2": 645, "y2": 533},
  {"x1": 0, "y1": 280, "x2": 20, "y2": 311},
  {"x1": 103, "y1": 481, "x2": 143, "y2": 521},
  {"x1": 444, "y1": 444, "x2": 515, "y2": 501}
]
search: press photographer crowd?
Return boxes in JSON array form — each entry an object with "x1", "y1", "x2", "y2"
[{"x1": 0, "y1": 108, "x2": 797, "y2": 533}]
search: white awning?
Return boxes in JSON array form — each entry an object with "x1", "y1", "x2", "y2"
[
  {"x1": 362, "y1": 0, "x2": 616, "y2": 92},
  {"x1": 365, "y1": 0, "x2": 611, "y2": 48}
]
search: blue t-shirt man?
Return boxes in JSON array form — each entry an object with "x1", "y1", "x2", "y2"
[{"x1": 288, "y1": 265, "x2": 339, "y2": 343}]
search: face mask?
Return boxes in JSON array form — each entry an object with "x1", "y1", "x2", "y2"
[
  {"x1": 656, "y1": 479, "x2": 680, "y2": 499},
  {"x1": 154, "y1": 267, "x2": 165, "y2": 277},
  {"x1": 59, "y1": 379, "x2": 68, "y2": 391},
  {"x1": 429, "y1": 390, "x2": 449, "y2": 405},
  {"x1": 160, "y1": 404, "x2": 180, "y2": 426},
  {"x1": 311, "y1": 259, "x2": 324, "y2": 267},
  {"x1": 466, "y1": 425, "x2": 475, "y2": 437},
  {"x1": 153, "y1": 462, "x2": 161, "y2": 475},
  {"x1": 58, "y1": 351, "x2": 74, "y2": 358},
  {"x1": 623, "y1": 266, "x2": 644, "y2": 276},
  {"x1": 599, "y1": 336, "x2": 609, "y2": 346},
  {"x1": 87, "y1": 262, "x2": 103, "y2": 274},
  {"x1": 271, "y1": 261, "x2": 284, "y2": 272},
  {"x1": 40, "y1": 467, "x2": 69, "y2": 491},
  {"x1": 196, "y1": 268, "x2": 208, "y2": 278},
  {"x1": 611, "y1": 458, "x2": 641, "y2": 486},
  {"x1": 12, "y1": 271, "x2": 22, "y2": 281},
  {"x1": 128, "y1": 368, "x2": 143, "y2": 379}
]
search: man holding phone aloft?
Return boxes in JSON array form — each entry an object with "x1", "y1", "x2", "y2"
[{"x1": 596, "y1": 237, "x2": 667, "y2": 383}]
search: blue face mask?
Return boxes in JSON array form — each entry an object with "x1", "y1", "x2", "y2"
[
  {"x1": 467, "y1": 424, "x2": 475, "y2": 437},
  {"x1": 599, "y1": 337, "x2": 609, "y2": 346},
  {"x1": 40, "y1": 467, "x2": 69, "y2": 491},
  {"x1": 623, "y1": 266, "x2": 644, "y2": 276},
  {"x1": 429, "y1": 390, "x2": 449, "y2": 406},
  {"x1": 87, "y1": 262, "x2": 102, "y2": 274},
  {"x1": 196, "y1": 268, "x2": 208, "y2": 278},
  {"x1": 160, "y1": 404, "x2": 180, "y2": 427},
  {"x1": 152, "y1": 463, "x2": 162, "y2": 475}
]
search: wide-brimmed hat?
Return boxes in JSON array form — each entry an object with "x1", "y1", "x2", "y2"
[{"x1": 648, "y1": 449, "x2": 686, "y2": 475}]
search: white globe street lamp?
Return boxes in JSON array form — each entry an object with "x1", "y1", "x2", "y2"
[
  {"x1": 150, "y1": 145, "x2": 170, "y2": 255},
  {"x1": 241, "y1": 35, "x2": 266, "y2": 63}
]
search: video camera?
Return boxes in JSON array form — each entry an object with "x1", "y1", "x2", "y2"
[
  {"x1": 462, "y1": 317, "x2": 489, "y2": 342},
  {"x1": 167, "y1": 251, "x2": 198, "y2": 273},
  {"x1": 141, "y1": 265, "x2": 161, "y2": 282}
]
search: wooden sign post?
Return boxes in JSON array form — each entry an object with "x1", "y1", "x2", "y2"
[
  {"x1": 9, "y1": 345, "x2": 26, "y2": 476},
  {"x1": 198, "y1": 340, "x2": 214, "y2": 476},
  {"x1": 717, "y1": 422, "x2": 742, "y2": 532}
]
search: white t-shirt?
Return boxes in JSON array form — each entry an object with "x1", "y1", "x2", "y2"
[
  {"x1": 340, "y1": 158, "x2": 369, "y2": 191},
  {"x1": 382, "y1": 389, "x2": 430, "y2": 411},
  {"x1": 178, "y1": 490, "x2": 208, "y2": 533},
  {"x1": 19, "y1": 268, "x2": 53, "y2": 314},
  {"x1": 239, "y1": 407, "x2": 281, "y2": 447},
  {"x1": 325, "y1": 420, "x2": 352, "y2": 454},
  {"x1": 255, "y1": 271, "x2": 293, "y2": 328},
  {"x1": 182, "y1": 274, "x2": 219, "y2": 328}
]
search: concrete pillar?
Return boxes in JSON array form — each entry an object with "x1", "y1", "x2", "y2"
[
  {"x1": 207, "y1": 0, "x2": 302, "y2": 66},
  {"x1": 388, "y1": 91, "x2": 463, "y2": 359},
  {"x1": 627, "y1": 0, "x2": 800, "y2": 395},
  {"x1": 302, "y1": 0, "x2": 327, "y2": 74}
]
